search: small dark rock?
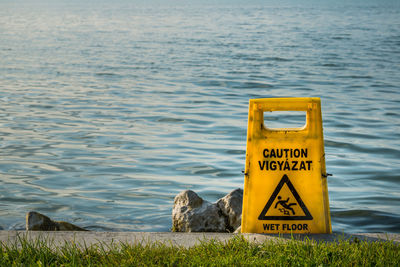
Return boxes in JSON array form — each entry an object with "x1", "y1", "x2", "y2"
[{"x1": 26, "y1": 211, "x2": 88, "y2": 231}]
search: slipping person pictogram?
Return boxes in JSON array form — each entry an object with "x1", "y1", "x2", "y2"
[
  {"x1": 258, "y1": 174, "x2": 313, "y2": 220},
  {"x1": 275, "y1": 196, "x2": 297, "y2": 215}
]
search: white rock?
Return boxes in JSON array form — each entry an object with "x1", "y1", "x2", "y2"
[
  {"x1": 216, "y1": 188, "x2": 243, "y2": 232},
  {"x1": 172, "y1": 190, "x2": 226, "y2": 232},
  {"x1": 172, "y1": 189, "x2": 243, "y2": 233}
]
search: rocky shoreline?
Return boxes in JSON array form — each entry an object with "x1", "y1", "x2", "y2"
[{"x1": 23, "y1": 189, "x2": 243, "y2": 233}]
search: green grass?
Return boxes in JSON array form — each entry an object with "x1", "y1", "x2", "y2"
[{"x1": 0, "y1": 235, "x2": 399, "y2": 266}]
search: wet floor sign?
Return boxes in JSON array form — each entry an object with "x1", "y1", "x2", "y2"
[{"x1": 241, "y1": 98, "x2": 331, "y2": 234}]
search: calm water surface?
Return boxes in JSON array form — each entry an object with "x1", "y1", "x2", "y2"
[{"x1": 0, "y1": 0, "x2": 399, "y2": 232}]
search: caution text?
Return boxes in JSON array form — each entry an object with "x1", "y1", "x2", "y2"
[
  {"x1": 259, "y1": 148, "x2": 312, "y2": 171},
  {"x1": 263, "y1": 148, "x2": 308, "y2": 158}
]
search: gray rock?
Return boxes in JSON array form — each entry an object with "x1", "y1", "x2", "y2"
[
  {"x1": 172, "y1": 189, "x2": 243, "y2": 233},
  {"x1": 26, "y1": 211, "x2": 87, "y2": 231},
  {"x1": 174, "y1": 189, "x2": 203, "y2": 209},
  {"x1": 216, "y1": 188, "x2": 243, "y2": 232},
  {"x1": 172, "y1": 190, "x2": 226, "y2": 232}
]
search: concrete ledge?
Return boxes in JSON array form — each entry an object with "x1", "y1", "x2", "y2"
[{"x1": 0, "y1": 231, "x2": 398, "y2": 249}]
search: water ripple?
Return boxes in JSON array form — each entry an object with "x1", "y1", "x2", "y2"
[{"x1": 0, "y1": 1, "x2": 399, "y2": 233}]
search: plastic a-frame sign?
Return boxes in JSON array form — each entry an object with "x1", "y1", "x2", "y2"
[{"x1": 241, "y1": 98, "x2": 331, "y2": 234}]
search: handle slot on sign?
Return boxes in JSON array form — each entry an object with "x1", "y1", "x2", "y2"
[{"x1": 263, "y1": 111, "x2": 307, "y2": 130}]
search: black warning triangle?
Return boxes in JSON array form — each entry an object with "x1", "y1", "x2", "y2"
[{"x1": 258, "y1": 174, "x2": 313, "y2": 220}]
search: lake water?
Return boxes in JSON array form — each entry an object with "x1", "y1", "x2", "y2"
[{"x1": 0, "y1": 0, "x2": 399, "y2": 233}]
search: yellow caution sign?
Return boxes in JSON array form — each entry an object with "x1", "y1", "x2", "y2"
[{"x1": 241, "y1": 97, "x2": 331, "y2": 234}]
